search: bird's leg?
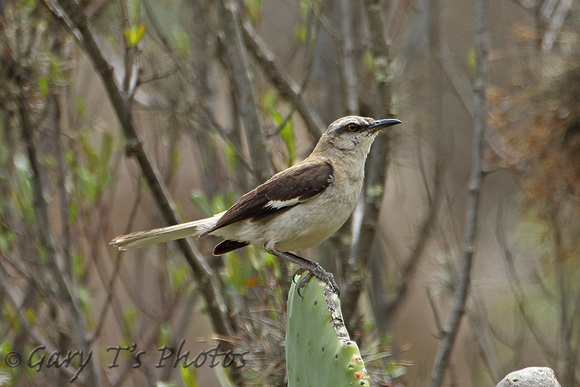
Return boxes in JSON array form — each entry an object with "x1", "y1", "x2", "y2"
[{"x1": 266, "y1": 248, "x2": 340, "y2": 296}]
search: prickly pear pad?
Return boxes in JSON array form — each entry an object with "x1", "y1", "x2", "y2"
[{"x1": 286, "y1": 274, "x2": 370, "y2": 386}]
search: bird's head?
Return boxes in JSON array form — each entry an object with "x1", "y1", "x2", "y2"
[{"x1": 317, "y1": 115, "x2": 401, "y2": 157}]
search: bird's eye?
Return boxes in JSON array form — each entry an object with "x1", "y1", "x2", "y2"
[{"x1": 347, "y1": 123, "x2": 357, "y2": 132}]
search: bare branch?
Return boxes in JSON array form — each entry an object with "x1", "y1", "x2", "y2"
[
  {"x1": 241, "y1": 20, "x2": 325, "y2": 141},
  {"x1": 89, "y1": 184, "x2": 142, "y2": 343},
  {"x1": 137, "y1": 66, "x2": 178, "y2": 85},
  {"x1": 217, "y1": 0, "x2": 273, "y2": 183},
  {"x1": 50, "y1": 0, "x2": 235, "y2": 342},
  {"x1": 435, "y1": 43, "x2": 474, "y2": 117},
  {"x1": 140, "y1": 0, "x2": 256, "y2": 178},
  {"x1": 469, "y1": 297, "x2": 502, "y2": 381},
  {"x1": 427, "y1": 288, "x2": 444, "y2": 339},
  {"x1": 342, "y1": 0, "x2": 395, "y2": 322},
  {"x1": 338, "y1": 0, "x2": 358, "y2": 114},
  {"x1": 0, "y1": 265, "x2": 78, "y2": 382},
  {"x1": 496, "y1": 207, "x2": 557, "y2": 362},
  {"x1": 430, "y1": 0, "x2": 489, "y2": 384},
  {"x1": 15, "y1": 71, "x2": 101, "y2": 385}
]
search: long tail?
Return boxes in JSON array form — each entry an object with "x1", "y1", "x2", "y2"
[{"x1": 110, "y1": 212, "x2": 224, "y2": 250}]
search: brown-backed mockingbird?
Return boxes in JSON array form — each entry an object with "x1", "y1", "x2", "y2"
[{"x1": 111, "y1": 115, "x2": 401, "y2": 294}]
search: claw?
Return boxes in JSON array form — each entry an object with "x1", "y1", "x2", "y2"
[
  {"x1": 292, "y1": 268, "x2": 307, "y2": 284},
  {"x1": 298, "y1": 271, "x2": 313, "y2": 289},
  {"x1": 294, "y1": 269, "x2": 311, "y2": 298},
  {"x1": 297, "y1": 284, "x2": 304, "y2": 298}
]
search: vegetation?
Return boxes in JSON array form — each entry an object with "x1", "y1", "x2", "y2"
[{"x1": 0, "y1": 0, "x2": 578, "y2": 386}]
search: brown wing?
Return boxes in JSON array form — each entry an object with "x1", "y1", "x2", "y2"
[{"x1": 202, "y1": 161, "x2": 334, "y2": 235}]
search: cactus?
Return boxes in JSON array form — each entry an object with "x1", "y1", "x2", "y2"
[{"x1": 286, "y1": 273, "x2": 370, "y2": 386}]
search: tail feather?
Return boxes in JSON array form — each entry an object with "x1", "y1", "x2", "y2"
[{"x1": 110, "y1": 212, "x2": 223, "y2": 250}]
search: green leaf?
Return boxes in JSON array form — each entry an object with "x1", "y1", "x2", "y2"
[
  {"x1": 0, "y1": 341, "x2": 13, "y2": 356},
  {"x1": 38, "y1": 76, "x2": 49, "y2": 98},
  {"x1": 170, "y1": 147, "x2": 180, "y2": 171},
  {"x1": 363, "y1": 49, "x2": 375, "y2": 71},
  {"x1": 299, "y1": 0, "x2": 310, "y2": 19},
  {"x1": 222, "y1": 253, "x2": 244, "y2": 293},
  {"x1": 78, "y1": 286, "x2": 92, "y2": 317},
  {"x1": 20, "y1": 0, "x2": 38, "y2": 13},
  {"x1": 180, "y1": 364, "x2": 198, "y2": 387},
  {"x1": 80, "y1": 132, "x2": 98, "y2": 169},
  {"x1": 124, "y1": 24, "x2": 146, "y2": 48},
  {"x1": 72, "y1": 251, "x2": 85, "y2": 277},
  {"x1": 212, "y1": 193, "x2": 227, "y2": 213},
  {"x1": 386, "y1": 362, "x2": 407, "y2": 379},
  {"x1": 170, "y1": 263, "x2": 190, "y2": 294},
  {"x1": 261, "y1": 88, "x2": 278, "y2": 115},
  {"x1": 273, "y1": 112, "x2": 295, "y2": 166},
  {"x1": 75, "y1": 97, "x2": 86, "y2": 120},
  {"x1": 214, "y1": 366, "x2": 234, "y2": 387},
  {"x1": 64, "y1": 149, "x2": 75, "y2": 166},
  {"x1": 244, "y1": 0, "x2": 263, "y2": 24},
  {"x1": 37, "y1": 244, "x2": 47, "y2": 263},
  {"x1": 128, "y1": 0, "x2": 142, "y2": 26},
  {"x1": 172, "y1": 27, "x2": 190, "y2": 58},
  {"x1": 0, "y1": 226, "x2": 16, "y2": 251},
  {"x1": 5, "y1": 306, "x2": 20, "y2": 333},
  {"x1": 467, "y1": 47, "x2": 476, "y2": 75},
  {"x1": 224, "y1": 142, "x2": 238, "y2": 171},
  {"x1": 100, "y1": 132, "x2": 114, "y2": 167},
  {"x1": 189, "y1": 190, "x2": 213, "y2": 217},
  {"x1": 293, "y1": 24, "x2": 306, "y2": 44},
  {"x1": 48, "y1": 55, "x2": 61, "y2": 80},
  {"x1": 158, "y1": 324, "x2": 172, "y2": 347},
  {"x1": 123, "y1": 306, "x2": 137, "y2": 331}
]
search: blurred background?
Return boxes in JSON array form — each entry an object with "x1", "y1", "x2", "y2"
[{"x1": 0, "y1": 0, "x2": 579, "y2": 385}]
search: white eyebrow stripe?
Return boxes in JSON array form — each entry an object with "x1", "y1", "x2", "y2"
[{"x1": 265, "y1": 198, "x2": 301, "y2": 209}]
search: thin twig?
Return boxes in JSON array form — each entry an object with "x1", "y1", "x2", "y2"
[
  {"x1": 496, "y1": 206, "x2": 557, "y2": 362},
  {"x1": 89, "y1": 182, "x2": 142, "y2": 343},
  {"x1": 16, "y1": 67, "x2": 101, "y2": 386},
  {"x1": 217, "y1": 0, "x2": 273, "y2": 184},
  {"x1": 241, "y1": 20, "x2": 325, "y2": 141},
  {"x1": 50, "y1": 0, "x2": 235, "y2": 342},
  {"x1": 141, "y1": 0, "x2": 256, "y2": 178},
  {"x1": 429, "y1": 0, "x2": 489, "y2": 384},
  {"x1": 342, "y1": 0, "x2": 395, "y2": 322},
  {"x1": 550, "y1": 207, "x2": 576, "y2": 386},
  {"x1": 469, "y1": 297, "x2": 502, "y2": 381},
  {"x1": 338, "y1": 0, "x2": 358, "y2": 115},
  {"x1": 0, "y1": 265, "x2": 78, "y2": 381},
  {"x1": 435, "y1": 43, "x2": 474, "y2": 117},
  {"x1": 427, "y1": 288, "x2": 444, "y2": 338},
  {"x1": 137, "y1": 66, "x2": 178, "y2": 85}
]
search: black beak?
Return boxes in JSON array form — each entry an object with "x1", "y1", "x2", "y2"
[{"x1": 366, "y1": 118, "x2": 402, "y2": 133}]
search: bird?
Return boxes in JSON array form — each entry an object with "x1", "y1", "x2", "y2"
[{"x1": 110, "y1": 115, "x2": 401, "y2": 294}]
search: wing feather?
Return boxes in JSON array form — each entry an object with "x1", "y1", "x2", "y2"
[{"x1": 202, "y1": 161, "x2": 333, "y2": 235}]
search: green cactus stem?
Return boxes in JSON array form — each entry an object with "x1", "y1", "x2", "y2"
[{"x1": 286, "y1": 274, "x2": 370, "y2": 386}]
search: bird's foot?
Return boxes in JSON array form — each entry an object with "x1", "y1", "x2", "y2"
[
  {"x1": 292, "y1": 264, "x2": 340, "y2": 297},
  {"x1": 266, "y1": 247, "x2": 340, "y2": 297}
]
